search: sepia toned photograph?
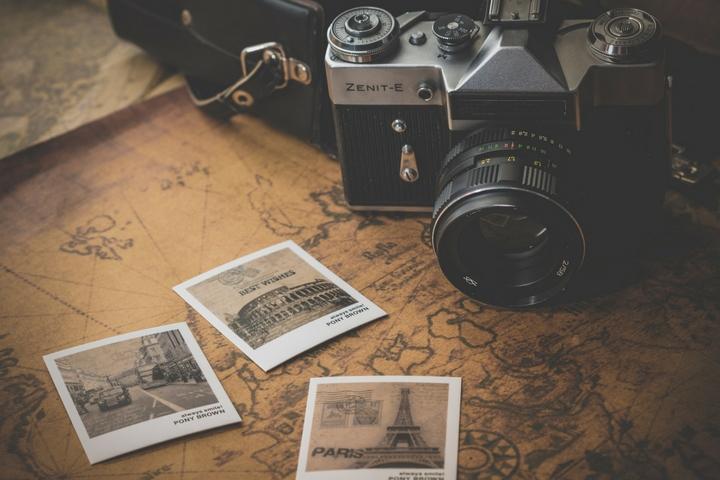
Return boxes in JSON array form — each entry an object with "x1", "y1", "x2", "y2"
[
  {"x1": 174, "y1": 241, "x2": 386, "y2": 371},
  {"x1": 297, "y1": 376, "x2": 461, "y2": 480},
  {"x1": 187, "y1": 246, "x2": 356, "y2": 349},
  {"x1": 55, "y1": 329, "x2": 217, "y2": 438},
  {"x1": 44, "y1": 323, "x2": 241, "y2": 464}
]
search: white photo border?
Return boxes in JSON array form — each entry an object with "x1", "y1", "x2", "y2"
[
  {"x1": 297, "y1": 376, "x2": 462, "y2": 480},
  {"x1": 173, "y1": 240, "x2": 387, "y2": 371},
  {"x1": 43, "y1": 322, "x2": 241, "y2": 464}
]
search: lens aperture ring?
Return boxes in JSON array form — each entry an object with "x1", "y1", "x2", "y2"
[
  {"x1": 433, "y1": 152, "x2": 560, "y2": 220},
  {"x1": 436, "y1": 128, "x2": 572, "y2": 219},
  {"x1": 439, "y1": 128, "x2": 572, "y2": 188},
  {"x1": 442, "y1": 127, "x2": 516, "y2": 172}
]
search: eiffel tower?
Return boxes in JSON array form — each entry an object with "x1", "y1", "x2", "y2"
[{"x1": 355, "y1": 388, "x2": 444, "y2": 469}]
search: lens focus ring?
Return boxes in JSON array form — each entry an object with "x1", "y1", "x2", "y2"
[{"x1": 434, "y1": 128, "x2": 571, "y2": 219}]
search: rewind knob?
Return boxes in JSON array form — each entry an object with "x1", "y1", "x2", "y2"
[
  {"x1": 328, "y1": 7, "x2": 399, "y2": 63},
  {"x1": 432, "y1": 14, "x2": 478, "y2": 53}
]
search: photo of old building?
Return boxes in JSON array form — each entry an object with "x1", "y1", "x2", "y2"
[
  {"x1": 155, "y1": 329, "x2": 204, "y2": 384},
  {"x1": 56, "y1": 359, "x2": 110, "y2": 414},
  {"x1": 178, "y1": 243, "x2": 381, "y2": 371},
  {"x1": 229, "y1": 278, "x2": 356, "y2": 348},
  {"x1": 354, "y1": 388, "x2": 444, "y2": 469},
  {"x1": 305, "y1": 381, "x2": 453, "y2": 473}
]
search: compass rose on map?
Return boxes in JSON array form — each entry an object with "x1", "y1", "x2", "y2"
[{"x1": 458, "y1": 430, "x2": 520, "y2": 479}]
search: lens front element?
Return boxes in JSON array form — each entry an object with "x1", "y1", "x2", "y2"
[
  {"x1": 474, "y1": 210, "x2": 548, "y2": 255},
  {"x1": 432, "y1": 128, "x2": 585, "y2": 307}
]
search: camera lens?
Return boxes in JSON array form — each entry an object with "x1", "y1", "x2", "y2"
[
  {"x1": 432, "y1": 127, "x2": 585, "y2": 307},
  {"x1": 473, "y1": 211, "x2": 548, "y2": 254}
]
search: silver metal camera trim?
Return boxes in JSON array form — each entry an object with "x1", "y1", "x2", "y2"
[
  {"x1": 587, "y1": 8, "x2": 660, "y2": 64},
  {"x1": 326, "y1": 15, "x2": 665, "y2": 132},
  {"x1": 327, "y1": 7, "x2": 400, "y2": 64}
]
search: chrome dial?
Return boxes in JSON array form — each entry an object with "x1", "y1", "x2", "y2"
[
  {"x1": 588, "y1": 8, "x2": 661, "y2": 63},
  {"x1": 328, "y1": 7, "x2": 399, "y2": 63}
]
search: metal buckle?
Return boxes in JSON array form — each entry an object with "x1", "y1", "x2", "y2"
[
  {"x1": 240, "y1": 42, "x2": 312, "y2": 90},
  {"x1": 671, "y1": 144, "x2": 715, "y2": 186}
]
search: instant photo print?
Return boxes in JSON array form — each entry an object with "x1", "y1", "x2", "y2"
[
  {"x1": 174, "y1": 241, "x2": 386, "y2": 371},
  {"x1": 43, "y1": 323, "x2": 241, "y2": 464}
]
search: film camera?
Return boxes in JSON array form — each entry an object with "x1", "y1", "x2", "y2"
[{"x1": 325, "y1": 0, "x2": 671, "y2": 307}]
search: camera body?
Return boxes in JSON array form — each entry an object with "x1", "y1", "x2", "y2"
[{"x1": 325, "y1": 3, "x2": 670, "y2": 306}]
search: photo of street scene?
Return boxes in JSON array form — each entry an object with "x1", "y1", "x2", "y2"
[{"x1": 55, "y1": 329, "x2": 218, "y2": 438}]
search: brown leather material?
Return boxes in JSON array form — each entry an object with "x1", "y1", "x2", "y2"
[{"x1": 106, "y1": 0, "x2": 484, "y2": 149}]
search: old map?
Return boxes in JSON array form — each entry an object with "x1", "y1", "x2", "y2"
[{"x1": 0, "y1": 90, "x2": 718, "y2": 479}]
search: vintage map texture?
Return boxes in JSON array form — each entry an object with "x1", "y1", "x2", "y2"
[
  {"x1": 0, "y1": 89, "x2": 718, "y2": 479},
  {"x1": 0, "y1": 0, "x2": 181, "y2": 160}
]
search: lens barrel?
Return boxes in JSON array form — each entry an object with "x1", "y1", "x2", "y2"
[{"x1": 432, "y1": 127, "x2": 586, "y2": 307}]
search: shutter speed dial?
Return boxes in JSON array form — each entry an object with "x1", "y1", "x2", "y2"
[
  {"x1": 588, "y1": 8, "x2": 661, "y2": 63},
  {"x1": 328, "y1": 7, "x2": 399, "y2": 63},
  {"x1": 432, "y1": 14, "x2": 478, "y2": 53}
]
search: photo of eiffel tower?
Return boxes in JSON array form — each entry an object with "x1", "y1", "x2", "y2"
[{"x1": 355, "y1": 387, "x2": 445, "y2": 469}]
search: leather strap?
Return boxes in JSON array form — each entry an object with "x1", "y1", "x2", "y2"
[
  {"x1": 185, "y1": 42, "x2": 311, "y2": 119},
  {"x1": 186, "y1": 55, "x2": 284, "y2": 119}
]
